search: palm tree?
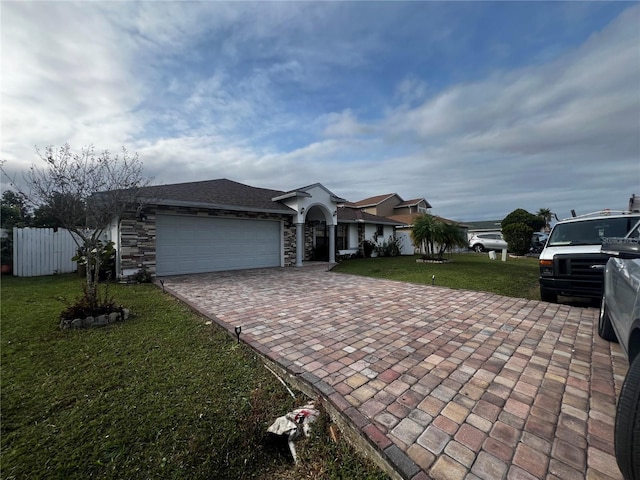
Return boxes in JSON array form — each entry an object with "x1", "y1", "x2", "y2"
[
  {"x1": 435, "y1": 222, "x2": 467, "y2": 259},
  {"x1": 536, "y1": 208, "x2": 553, "y2": 232},
  {"x1": 410, "y1": 214, "x2": 436, "y2": 256}
]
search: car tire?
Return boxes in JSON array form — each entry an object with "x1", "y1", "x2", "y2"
[
  {"x1": 598, "y1": 297, "x2": 618, "y2": 342},
  {"x1": 615, "y1": 353, "x2": 640, "y2": 480},
  {"x1": 473, "y1": 244, "x2": 484, "y2": 253},
  {"x1": 540, "y1": 287, "x2": 557, "y2": 303}
]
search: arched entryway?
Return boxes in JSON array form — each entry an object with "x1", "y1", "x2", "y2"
[
  {"x1": 302, "y1": 204, "x2": 334, "y2": 262},
  {"x1": 272, "y1": 183, "x2": 344, "y2": 267}
]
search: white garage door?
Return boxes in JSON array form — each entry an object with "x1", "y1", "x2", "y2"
[{"x1": 156, "y1": 215, "x2": 281, "y2": 275}]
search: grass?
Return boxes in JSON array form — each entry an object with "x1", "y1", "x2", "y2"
[
  {"x1": 333, "y1": 252, "x2": 542, "y2": 300},
  {"x1": 1, "y1": 274, "x2": 389, "y2": 480}
]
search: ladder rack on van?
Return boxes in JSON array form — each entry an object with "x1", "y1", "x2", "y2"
[{"x1": 561, "y1": 210, "x2": 635, "y2": 221}]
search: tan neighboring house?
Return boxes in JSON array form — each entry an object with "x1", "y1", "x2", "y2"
[
  {"x1": 351, "y1": 193, "x2": 431, "y2": 218},
  {"x1": 347, "y1": 193, "x2": 467, "y2": 255}
]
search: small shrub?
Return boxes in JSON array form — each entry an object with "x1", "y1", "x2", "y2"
[
  {"x1": 133, "y1": 267, "x2": 153, "y2": 283},
  {"x1": 362, "y1": 240, "x2": 375, "y2": 258},
  {"x1": 59, "y1": 282, "x2": 118, "y2": 320},
  {"x1": 375, "y1": 236, "x2": 402, "y2": 257},
  {"x1": 502, "y1": 223, "x2": 534, "y2": 256},
  {"x1": 1, "y1": 236, "x2": 12, "y2": 265}
]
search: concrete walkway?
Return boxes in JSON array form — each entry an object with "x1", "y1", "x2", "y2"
[{"x1": 161, "y1": 266, "x2": 627, "y2": 480}]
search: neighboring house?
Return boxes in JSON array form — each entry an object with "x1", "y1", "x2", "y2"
[
  {"x1": 110, "y1": 179, "x2": 404, "y2": 279},
  {"x1": 464, "y1": 220, "x2": 503, "y2": 240},
  {"x1": 351, "y1": 193, "x2": 432, "y2": 217},
  {"x1": 347, "y1": 192, "x2": 465, "y2": 255},
  {"x1": 336, "y1": 207, "x2": 402, "y2": 255}
]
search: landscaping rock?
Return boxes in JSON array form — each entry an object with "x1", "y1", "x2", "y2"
[
  {"x1": 71, "y1": 318, "x2": 84, "y2": 328},
  {"x1": 59, "y1": 309, "x2": 132, "y2": 330}
]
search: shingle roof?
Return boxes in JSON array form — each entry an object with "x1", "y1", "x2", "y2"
[
  {"x1": 337, "y1": 208, "x2": 407, "y2": 226},
  {"x1": 136, "y1": 178, "x2": 295, "y2": 213},
  {"x1": 464, "y1": 220, "x2": 503, "y2": 230},
  {"x1": 395, "y1": 198, "x2": 432, "y2": 209},
  {"x1": 352, "y1": 193, "x2": 398, "y2": 207},
  {"x1": 388, "y1": 213, "x2": 466, "y2": 227}
]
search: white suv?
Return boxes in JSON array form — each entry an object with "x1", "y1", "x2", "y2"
[
  {"x1": 539, "y1": 211, "x2": 640, "y2": 303},
  {"x1": 468, "y1": 233, "x2": 507, "y2": 253}
]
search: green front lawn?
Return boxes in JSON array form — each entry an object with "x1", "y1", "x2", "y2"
[
  {"x1": 1, "y1": 275, "x2": 388, "y2": 480},
  {"x1": 333, "y1": 253, "x2": 541, "y2": 300}
]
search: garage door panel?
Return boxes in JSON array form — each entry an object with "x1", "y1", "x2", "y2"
[{"x1": 156, "y1": 215, "x2": 281, "y2": 275}]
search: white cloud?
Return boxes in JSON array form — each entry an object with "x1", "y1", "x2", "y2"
[{"x1": 1, "y1": 2, "x2": 144, "y2": 171}]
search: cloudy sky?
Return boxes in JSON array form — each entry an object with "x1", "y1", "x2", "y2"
[{"x1": 1, "y1": 2, "x2": 639, "y2": 222}]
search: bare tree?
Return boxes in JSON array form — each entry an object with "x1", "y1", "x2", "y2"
[{"x1": 4, "y1": 144, "x2": 151, "y2": 309}]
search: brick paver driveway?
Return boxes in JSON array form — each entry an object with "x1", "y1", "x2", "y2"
[{"x1": 162, "y1": 266, "x2": 626, "y2": 480}]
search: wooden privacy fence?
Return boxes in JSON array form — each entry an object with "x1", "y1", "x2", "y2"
[{"x1": 13, "y1": 227, "x2": 80, "y2": 277}]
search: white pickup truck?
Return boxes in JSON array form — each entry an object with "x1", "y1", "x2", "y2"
[{"x1": 598, "y1": 232, "x2": 640, "y2": 479}]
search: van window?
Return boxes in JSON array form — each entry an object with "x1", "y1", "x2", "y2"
[{"x1": 548, "y1": 217, "x2": 640, "y2": 246}]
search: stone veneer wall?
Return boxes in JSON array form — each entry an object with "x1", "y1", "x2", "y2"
[
  {"x1": 119, "y1": 205, "x2": 296, "y2": 278},
  {"x1": 304, "y1": 224, "x2": 315, "y2": 260}
]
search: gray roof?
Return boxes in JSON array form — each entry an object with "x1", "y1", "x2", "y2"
[
  {"x1": 337, "y1": 207, "x2": 407, "y2": 226},
  {"x1": 137, "y1": 179, "x2": 295, "y2": 214},
  {"x1": 465, "y1": 220, "x2": 503, "y2": 230}
]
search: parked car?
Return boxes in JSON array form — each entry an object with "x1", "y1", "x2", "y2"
[
  {"x1": 468, "y1": 233, "x2": 507, "y2": 253},
  {"x1": 598, "y1": 233, "x2": 640, "y2": 479},
  {"x1": 530, "y1": 232, "x2": 549, "y2": 254}
]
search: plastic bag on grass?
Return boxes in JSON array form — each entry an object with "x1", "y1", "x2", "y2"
[{"x1": 267, "y1": 402, "x2": 319, "y2": 463}]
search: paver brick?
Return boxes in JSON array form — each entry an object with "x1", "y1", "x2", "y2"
[
  {"x1": 418, "y1": 425, "x2": 450, "y2": 454},
  {"x1": 490, "y1": 421, "x2": 520, "y2": 447},
  {"x1": 552, "y1": 438, "x2": 587, "y2": 472},
  {"x1": 407, "y1": 443, "x2": 436, "y2": 471},
  {"x1": 508, "y1": 465, "x2": 540, "y2": 480},
  {"x1": 391, "y1": 418, "x2": 425, "y2": 445},
  {"x1": 429, "y1": 455, "x2": 468, "y2": 480},
  {"x1": 482, "y1": 436, "x2": 513, "y2": 463},
  {"x1": 471, "y1": 450, "x2": 508, "y2": 480},
  {"x1": 513, "y1": 442, "x2": 549, "y2": 478},
  {"x1": 587, "y1": 447, "x2": 622, "y2": 479},
  {"x1": 442, "y1": 401, "x2": 470, "y2": 424},
  {"x1": 455, "y1": 423, "x2": 486, "y2": 451},
  {"x1": 444, "y1": 441, "x2": 475, "y2": 468}
]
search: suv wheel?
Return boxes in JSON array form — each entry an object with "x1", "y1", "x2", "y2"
[
  {"x1": 540, "y1": 287, "x2": 557, "y2": 303},
  {"x1": 615, "y1": 353, "x2": 640, "y2": 480},
  {"x1": 473, "y1": 244, "x2": 484, "y2": 253},
  {"x1": 598, "y1": 297, "x2": 618, "y2": 342}
]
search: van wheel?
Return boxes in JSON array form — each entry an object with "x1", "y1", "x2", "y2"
[
  {"x1": 473, "y1": 244, "x2": 484, "y2": 253},
  {"x1": 615, "y1": 354, "x2": 640, "y2": 480},
  {"x1": 598, "y1": 297, "x2": 618, "y2": 341},
  {"x1": 540, "y1": 288, "x2": 557, "y2": 303}
]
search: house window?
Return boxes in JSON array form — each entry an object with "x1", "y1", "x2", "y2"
[
  {"x1": 376, "y1": 225, "x2": 384, "y2": 237},
  {"x1": 336, "y1": 224, "x2": 348, "y2": 250},
  {"x1": 418, "y1": 206, "x2": 427, "y2": 214}
]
